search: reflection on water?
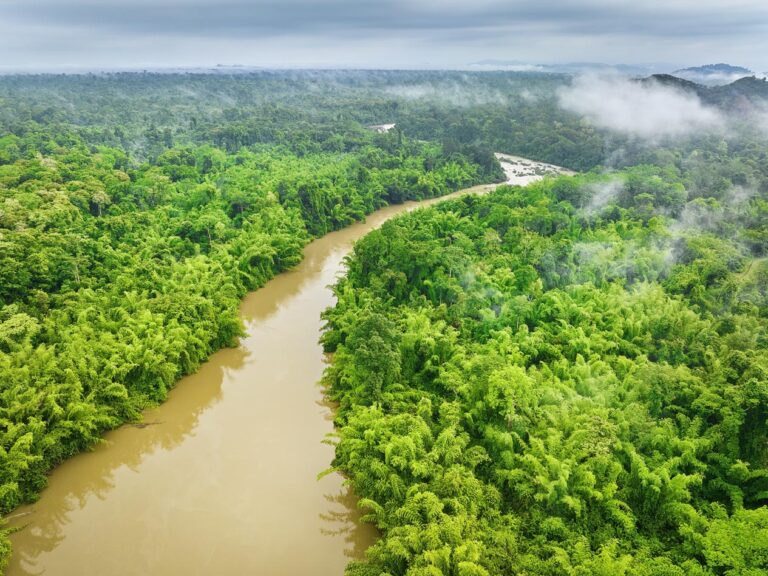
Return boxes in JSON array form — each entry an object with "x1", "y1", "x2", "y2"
[
  {"x1": 7, "y1": 347, "x2": 242, "y2": 575},
  {"x1": 6, "y1": 184, "x2": 498, "y2": 576},
  {"x1": 320, "y1": 487, "x2": 379, "y2": 561}
]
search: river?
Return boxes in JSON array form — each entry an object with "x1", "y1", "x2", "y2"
[
  {"x1": 6, "y1": 151, "x2": 574, "y2": 575},
  {"x1": 6, "y1": 183, "x2": 500, "y2": 576}
]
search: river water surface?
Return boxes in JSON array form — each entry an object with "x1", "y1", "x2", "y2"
[{"x1": 7, "y1": 183, "x2": 500, "y2": 576}]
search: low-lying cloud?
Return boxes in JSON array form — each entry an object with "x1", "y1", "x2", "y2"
[
  {"x1": 558, "y1": 75, "x2": 724, "y2": 139},
  {"x1": 674, "y1": 70, "x2": 752, "y2": 86},
  {"x1": 670, "y1": 186, "x2": 756, "y2": 235},
  {"x1": 756, "y1": 109, "x2": 768, "y2": 134},
  {"x1": 383, "y1": 82, "x2": 508, "y2": 106},
  {"x1": 583, "y1": 178, "x2": 623, "y2": 216}
]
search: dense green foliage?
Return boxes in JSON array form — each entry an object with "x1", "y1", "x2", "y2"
[
  {"x1": 2, "y1": 68, "x2": 768, "y2": 573},
  {"x1": 0, "y1": 71, "x2": 601, "y2": 170},
  {"x1": 322, "y1": 167, "x2": 768, "y2": 574},
  {"x1": 0, "y1": 116, "x2": 496, "y2": 569},
  {"x1": 4, "y1": 70, "x2": 766, "y2": 178}
]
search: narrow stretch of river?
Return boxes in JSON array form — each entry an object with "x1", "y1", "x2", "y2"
[{"x1": 6, "y1": 183, "x2": 498, "y2": 576}]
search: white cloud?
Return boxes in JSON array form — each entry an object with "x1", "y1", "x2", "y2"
[
  {"x1": 558, "y1": 74, "x2": 724, "y2": 139},
  {"x1": 584, "y1": 178, "x2": 623, "y2": 215}
]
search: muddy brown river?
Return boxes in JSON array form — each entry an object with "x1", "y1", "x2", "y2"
[{"x1": 6, "y1": 183, "x2": 499, "y2": 576}]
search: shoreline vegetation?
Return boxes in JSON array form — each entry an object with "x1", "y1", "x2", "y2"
[
  {"x1": 322, "y1": 170, "x2": 768, "y2": 575},
  {"x1": 0, "y1": 125, "x2": 502, "y2": 569},
  {"x1": 5, "y1": 165, "x2": 539, "y2": 575}
]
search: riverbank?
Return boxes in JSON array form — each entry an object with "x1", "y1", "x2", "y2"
[
  {"x1": 496, "y1": 152, "x2": 576, "y2": 185},
  {"x1": 6, "y1": 158, "x2": 572, "y2": 575}
]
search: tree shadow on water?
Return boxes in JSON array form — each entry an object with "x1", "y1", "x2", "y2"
[
  {"x1": 319, "y1": 485, "x2": 379, "y2": 561},
  {"x1": 6, "y1": 345, "x2": 249, "y2": 576}
]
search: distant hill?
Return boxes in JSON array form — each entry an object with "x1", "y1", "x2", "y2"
[
  {"x1": 707, "y1": 75, "x2": 768, "y2": 108},
  {"x1": 643, "y1": 74, "x2": 706, "y2": 95},
  {"x1": 675, "y1": 63, "x2": 752, "y2": 75},
  {"x1": 469, "y1": 60, "x2": 656, "y2": 76},
  {"x1": 644, "y1": 73, "x2": 768, "y2": 111},
  {"x1": 673, "y1": 63, "x2": 754, "y2": 86}
]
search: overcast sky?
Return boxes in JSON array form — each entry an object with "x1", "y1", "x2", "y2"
[{"x1": 2, "y1": 0, "x2": 767, "y2": 71}]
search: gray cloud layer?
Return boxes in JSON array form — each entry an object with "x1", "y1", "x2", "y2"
[{"x1": 2, "y1": 0, "x2": 767, "y2": 69}]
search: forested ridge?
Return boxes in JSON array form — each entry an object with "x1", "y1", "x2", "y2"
[
  {"x1": 322, "y1": 164, "x2": 768, "y2": 574},
  {"x1": 0, "y1": 71, "x2": 601, "y2": 170}
]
